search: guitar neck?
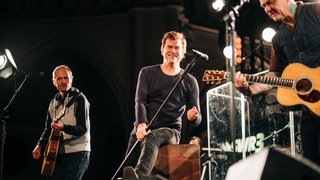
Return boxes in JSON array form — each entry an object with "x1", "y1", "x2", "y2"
[
  {"x1": 203, "y1": 63, "x2": 320, "y2": 117},
  {"x1": 224, "y1": 72, "x2": 295, "y2": 88}
]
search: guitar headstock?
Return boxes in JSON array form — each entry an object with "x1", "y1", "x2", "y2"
[{"x1": 202, "y1": 70, "x2": 225, "y2": 84}]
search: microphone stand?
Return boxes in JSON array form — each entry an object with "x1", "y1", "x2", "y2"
[
  {"x1": 0, "y1": 74, "x2": 30, "y2": 179},
  {"x1": 200, "y1": 153, "x2": 218, "y2": 180},
  {"x1": 223, "y1": 5, "x2": 240, "y2": 163},
  {"x1": 111, "y1": 54, "x2": 202, "y2": 180},
  {"x1": 262, "y1": 123, "x2": 290, "y2": 148},
  {"x1": 222, "y1": 1, "x2": 248, "y2": 163}
]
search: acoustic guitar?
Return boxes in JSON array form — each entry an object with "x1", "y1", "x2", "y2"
[
  {"x1": 202, "y1": 63, "x2": 320, "y2": 116},
  {"x1": 41, "y1": 107, "x2": 66, "y2": 176}
]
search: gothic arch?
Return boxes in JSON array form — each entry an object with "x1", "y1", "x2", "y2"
[{"x1": 2, "y1": 35, "x2": 129, "y2": 179}]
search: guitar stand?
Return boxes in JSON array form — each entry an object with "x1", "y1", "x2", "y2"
[{"x1": 262, "y1": 123, "x2": 290, "y2": 148}]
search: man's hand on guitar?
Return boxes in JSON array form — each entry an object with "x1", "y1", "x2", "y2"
[
  {"x1": 235, "y1": 71, "x2": 249, "y2": 88},
  {"x1": 32, "y1": 145, "x2": 42, "y2": 159},
  {"x1": 51, "y1": 120, "x2": 64, "y2": 130}
]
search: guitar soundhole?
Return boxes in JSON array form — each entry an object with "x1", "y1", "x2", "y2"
[
  {"x1": 298, "y1": 90, "x2": 320, "y2": 103},
  {"x1": 296, "y1": 78, "x2": 320, "y2": 103},
  {"x1": 295, "y1": 78, "x2": 312, "y2": 94}
]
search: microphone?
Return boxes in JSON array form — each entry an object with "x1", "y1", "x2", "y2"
[
  {"x1": 241, "y1": 0, "x2": 250, "y2": 6},
  {"x1": 192, "y1": 49, "x2": 209, "y2": 61},
  {"x1": 28, "y1": 72, "x2": 44, "y2": 77}
]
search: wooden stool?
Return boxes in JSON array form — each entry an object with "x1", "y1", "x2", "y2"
[{"x1": 152, "y1": 144, "x2": 200, "y2": 180}]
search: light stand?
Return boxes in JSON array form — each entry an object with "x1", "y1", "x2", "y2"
[
  {"x1": 0, "y1": 74, "x2": 30, "y2": 179},
  {"x1": 221, "y1": 0, "x2": 250, "y2": 165},
  {"x1": 0, "y1": 49, "x2": 18, "y2": 179},
  {"x1": 223, "y1": 4, "x2": 241, "y2": 163},
  {"x1": 0, "y1": 120, "x2": 5, "y2": 180}
]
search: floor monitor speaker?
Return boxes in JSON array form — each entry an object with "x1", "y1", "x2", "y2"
[{"x1": 226, "y1": 147, "x2": 320, "y2": 180}]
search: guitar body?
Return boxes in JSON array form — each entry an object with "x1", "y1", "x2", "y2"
[
  {"x1": 277, "y1": 63, "x2": 320, "y2": 116},
  {"x1": 41, "y1": 129, "x2": 62, "y2": 176},
  {"x1": 41, "y1": 107, "x2": 66, "y2": 176}
]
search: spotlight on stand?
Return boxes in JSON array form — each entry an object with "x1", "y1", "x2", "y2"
[{"x1": 0, "y1": 49, "x2": 17, "y2": 79}]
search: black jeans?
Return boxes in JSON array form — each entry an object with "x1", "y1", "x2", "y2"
[
  {"x1": 300, "y1": 112, "x2": 320, "y2": 166},
  {"x1": 125, "y1": 127, "x2": 180, "y2": 178}
]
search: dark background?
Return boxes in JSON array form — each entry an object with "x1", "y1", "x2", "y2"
[{"x1": 0, "y1": 0, "x2": 315, "y2": 179}]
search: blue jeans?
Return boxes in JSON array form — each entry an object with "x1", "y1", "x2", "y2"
[
  {"x1": 52, "y1": 151, "x2": 90, "y2": 180},
  {"x1": 125, "y1": 127, "x2": 180, "y2": 178}
]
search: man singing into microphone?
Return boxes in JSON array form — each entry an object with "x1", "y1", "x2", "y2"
[{"x1": 122, "y1": 31, "x2": 202, "y2": 179}]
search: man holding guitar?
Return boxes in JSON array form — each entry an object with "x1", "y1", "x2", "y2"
[
  {"x1": 32, "y1": 65, "x2": 91, "y2": 180},
  {"x1": 235, "y1": 0, "x2": 320, "y2": 166}
]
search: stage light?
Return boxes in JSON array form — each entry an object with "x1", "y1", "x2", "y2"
[
  {"x1": 0, "y1": 49, "x2": 17, "y2": 79},
  {"x1": 223, "y1": 45, "x2": 233, "y2": 59},
  {"x1": 223, "y1": 36, "x2": 242, "y2": 63},
  {"x1": 262, "y1": 27, "x2": 276, "y2": 43},
  {"x1": 211, "y1": 0, "x2": 226, "y2": 12}
]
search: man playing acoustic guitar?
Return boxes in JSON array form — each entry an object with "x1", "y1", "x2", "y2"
[
  {"x1": 235, "y1": 0, "x2": 320, "y2": 166},
  {"x1": 32, "y1": 65, "x2": 91, "y2": 180}
]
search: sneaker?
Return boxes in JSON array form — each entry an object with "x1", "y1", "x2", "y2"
[{"x1": 123, "y1": 166, "x2": 139, "y2": 179}]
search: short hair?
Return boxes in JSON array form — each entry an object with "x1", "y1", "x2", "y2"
[
  {"x1": 161, "y1": 31, "x2": 187, "y2": 56},
  {"x1": 52, "y1": 65, "x2": 73, "y2": 80}
]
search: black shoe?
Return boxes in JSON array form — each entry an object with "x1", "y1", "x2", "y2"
[{"x1": 123, "y1": 166, "x2": 139, "y2": 179}]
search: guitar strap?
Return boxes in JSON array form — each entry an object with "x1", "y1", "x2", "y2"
[{"x1": 65, "y1": 92, "x2": 82, "y2": 108}]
